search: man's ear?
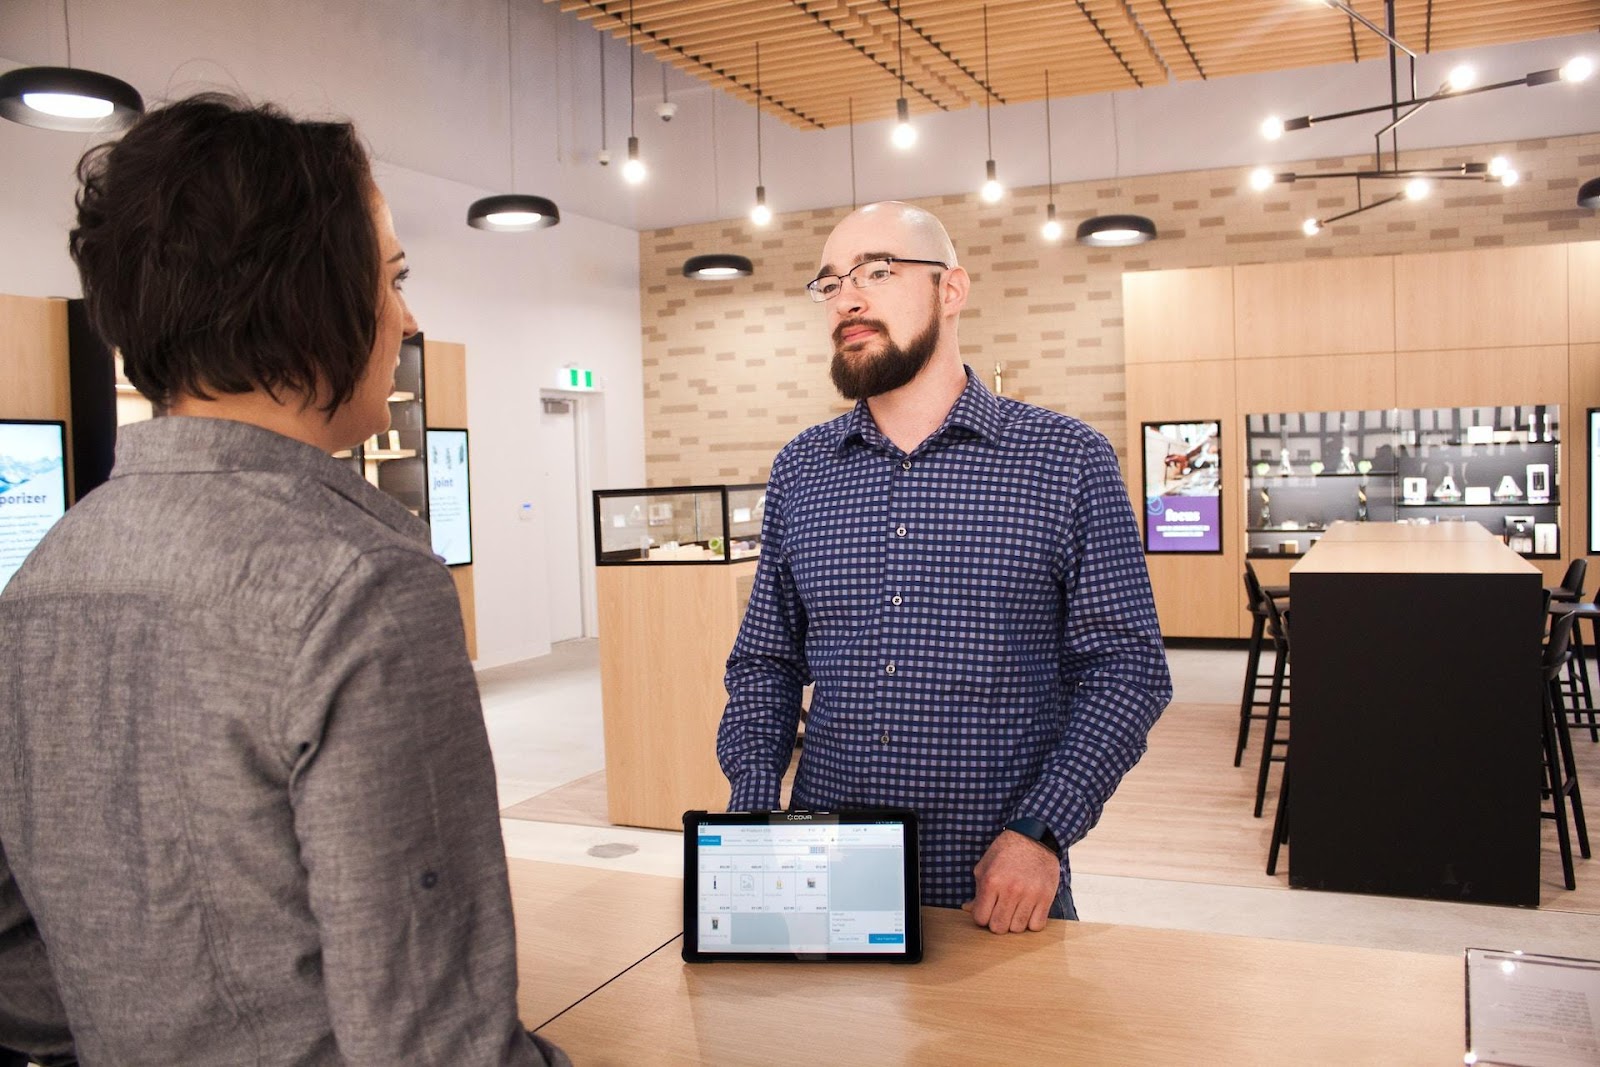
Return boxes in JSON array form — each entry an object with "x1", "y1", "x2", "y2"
[{"x1": 940, "y1": 265, "x2": 971, "y2": 316}]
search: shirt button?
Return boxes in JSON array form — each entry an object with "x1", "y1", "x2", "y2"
[
  {"x1": 895, "y1": 524, "x2": 907, "y2": 537},
  {"x1": 901, "y1": 459, "x2": 912, "y2": 471},
  {"x1": 880, "y1": 732, "x2": 891, "y2": 744},
  {"x1": 891, "y1": 595, "x2": 902, "y2": 606},
  {"x1": 885, "y1": 663, "x2": 896, "y2": 675}
]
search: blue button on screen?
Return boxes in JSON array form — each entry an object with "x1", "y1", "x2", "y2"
[
  {"x1": 698, "y1": 835, "x2": 722, "y2": 846},
  {"x1": 868, "y1": 933, "x2": 905, "y2": 945}
]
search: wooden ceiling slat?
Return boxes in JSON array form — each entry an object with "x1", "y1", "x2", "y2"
[{"x1": 545, "y1": 0, "x2": 1600, "y2": 129}]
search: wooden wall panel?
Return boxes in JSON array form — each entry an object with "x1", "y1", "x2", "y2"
[
  {"x1": 1394, "y1": 346, "x2": 1568, "y2": 408},
  {"x1": 1234, "y1": 352, "x2": 1397, "y2": 416},
  {"x1": 1573, "y1": 241, "x2": 1600, "y2": 345},
  {"x1": 424, "y1": 339, "x2": 468, "y2": 427},
  {"x1": 1234, "y1": 258, "x2": 1394, "y2": 360},
  {"x1": 1122, "y1": 267, "x2": 1233, "y2": 364},
  {"x1": 1395, "y1": 245, "x2": 1568, "y2": 351},
  {"x1": 0, "y1": 295, "x2": 70, "y2": 421},
  {"x1": 1125, "y1": 360, "x2": 1241, "y2": 638},
  {"x1": 1572, "y1": 343, "x2": 1600, "y2": 563}
]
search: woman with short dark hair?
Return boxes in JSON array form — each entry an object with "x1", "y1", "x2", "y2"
[{"x1": 0, "y1": 94, "x2": 567, "y2": 1067}]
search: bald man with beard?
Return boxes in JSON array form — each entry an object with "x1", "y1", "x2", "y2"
[{"x1": 717, "y1": 202, "x2": 1172, "y2": 933}]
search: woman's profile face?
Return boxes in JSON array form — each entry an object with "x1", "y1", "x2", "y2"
[{"x1": 330, "y1": 187, "x2": 417, "y2": 449}]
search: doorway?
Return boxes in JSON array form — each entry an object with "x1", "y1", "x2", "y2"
[{"x1": 538, "y1": 393, "x2": 598, "y2": 641}]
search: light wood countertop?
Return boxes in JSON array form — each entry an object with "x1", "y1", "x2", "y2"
[
  {"x1": 1294, "y1": 521, "x2": 1535, "y2": 575},
  {"x1": 534, "y1": 902, "x2": 1461, "y2": 1065},
  {"x1": 508, "y1": 858, "x2": 681, "y2": 1028}
]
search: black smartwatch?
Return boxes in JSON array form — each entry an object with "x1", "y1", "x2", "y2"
[{"x1": 1004, "y1": 816, "x2": 1060, "y2": 855}]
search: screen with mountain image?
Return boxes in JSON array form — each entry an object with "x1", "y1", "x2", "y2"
[{"x1": 0, "y1": 420, "x2": 68, "y2": 592}]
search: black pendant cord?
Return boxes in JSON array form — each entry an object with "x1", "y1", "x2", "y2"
[
  {"x1": 628, "y1": 0, "x2": 636, "y2": 140},
  {"x1": 896, "y1": 0, "x2": 905, "y2": 98},
  {"x1": 598, "y1": 29, "x2": 606, "y2": 154},
  {"x1": 1044, "y1": 70, "x2": 1054, "y2": 202},
  {"x1": 982, "y1": 5, "x2": 992, "y2": 159},
  {"x1": 848, "y1": 97, "x2": 857, "y2": 209},
  {"x1": 754, "y1": 42, "x2": 762, "y2": 187},
  {"x1": 505, "y1": 0, "x2": 516, "y2": 191}
]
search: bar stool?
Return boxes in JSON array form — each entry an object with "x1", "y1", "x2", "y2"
[
  {"x1": 1236, "y1": 562, "x2": 1289, "y2": 766},
  {"x1": 1253, "y1": 592, "x2": 1291, "y2": 819},
  {"x1": 1547, "y1": 560, "x2": 1592, "y2": 731},
  {"x1": 1543, "y1": 609, "x2": 1591, "y2": 890}
]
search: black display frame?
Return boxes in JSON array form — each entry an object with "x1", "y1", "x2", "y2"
[
  {"x1": 0, "y1": 417, "x2": 70, "y2": 590},
  {"x1": 1139, "y1": 419, "x2": 1224, "y2": 555},
  {"x1": 424, "y1": 426, "x2": 473, "y2": 567}
]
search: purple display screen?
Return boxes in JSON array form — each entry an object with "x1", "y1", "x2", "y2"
[{"x1": 1141, "y1": 421, "x2": 1222, "y2": 554}]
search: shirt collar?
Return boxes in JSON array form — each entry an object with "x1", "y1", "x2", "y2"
[
  {"x1": 109, "y1": 416, "x2": 432, "y2": 546},
  {"x1": 834, "y1": 364, "x2": 1006, "y2": 456}
]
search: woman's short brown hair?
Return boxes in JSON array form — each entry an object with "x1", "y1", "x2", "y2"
[{"x1": 69, "y1": 93, "x2": 380, "y2": 414}]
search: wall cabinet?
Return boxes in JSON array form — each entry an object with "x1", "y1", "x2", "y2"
[{"x1": 1246, "y1": 405, "x2": 1561, "y2": 559}]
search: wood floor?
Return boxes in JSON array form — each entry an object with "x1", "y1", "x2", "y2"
[{"x1": 504, "y1": 698, "x2": 1600, "y2": 915}]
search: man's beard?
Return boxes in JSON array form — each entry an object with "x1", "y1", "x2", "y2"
[{"x1": 829, "y1": 307, "x2": 940, "y2": 401}]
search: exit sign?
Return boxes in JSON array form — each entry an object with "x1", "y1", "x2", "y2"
[{"x1": 559, "y1": 367, "x2": 597, "y2": 391}]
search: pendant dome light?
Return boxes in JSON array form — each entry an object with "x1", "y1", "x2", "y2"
[
  {"x1": 1076, "y1": 93, "x2": 1156, "y2": 247},
  {"x1": 1579, "y1": 176, "x2": 1600, "y2": 209},
  {"x1": 683, "y1": 254, "x2": 754, "y2": 279},
  {"x1": 467, "y1": 0, "x2": 560, "y2": 232},
  {"x1": 0, "y1": 0, "x2": 142, "y2": 133}
]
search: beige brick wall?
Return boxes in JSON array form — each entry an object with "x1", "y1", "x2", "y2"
[{"x1": 640, "y1": 133, "x2": 1600, "y2": 486}]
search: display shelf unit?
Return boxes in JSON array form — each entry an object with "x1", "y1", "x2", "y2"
[
  {"x1": 343, "y1": 332, "x2": 428, "y2": 519},
  {"x1": 1245, "y1": 405, "x2": 1561, "y2": 560},
  {"x1": 593, "y1": 484, "x2": 764, "y2": 565}
]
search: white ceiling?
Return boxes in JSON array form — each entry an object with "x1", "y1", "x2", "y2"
[{"x1": 2, "y1": 0, "x2": 1596, "y2": 233}]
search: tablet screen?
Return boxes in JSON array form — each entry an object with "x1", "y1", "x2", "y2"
[{"x1": 682, "y1": 810, "x2": 922, "y2": 963}]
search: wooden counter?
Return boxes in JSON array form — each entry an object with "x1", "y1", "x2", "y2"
[
  {"x1": 529, "y1": 887, "x2": 1462, "y2": 1065},
  {"x1": 1289, "y1": 522, "x2": 1544, "y2": 905},
  {"x1": 597, "y1": 559, "x2": 760, "y2": 829},
  {"x1": 507, "y1": 859, "x2": 681, "y2": 1028}
]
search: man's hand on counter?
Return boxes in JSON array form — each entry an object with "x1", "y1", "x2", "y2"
[{"x1": 961, "y1": 830, "x2": 1058, "y2": 934}]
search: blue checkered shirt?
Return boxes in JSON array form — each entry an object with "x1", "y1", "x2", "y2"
[{"x1": 719, "y1": 366, "x2": 1171, "y2": 908}]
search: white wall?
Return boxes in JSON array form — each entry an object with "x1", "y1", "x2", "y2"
[{"x1": 0, "y1": 0, "x2": 645, "y2": 669}]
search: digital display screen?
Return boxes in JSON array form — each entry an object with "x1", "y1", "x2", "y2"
[
  {"x1": 426, "y1": 428, "x2": 473, "y2": 566},
  {"x1": 1142, "y1": 420, "x2": 1222, "y2": 554},
  {"x1": 0, "y1": 420, "x2": 69, "y2": 591}
]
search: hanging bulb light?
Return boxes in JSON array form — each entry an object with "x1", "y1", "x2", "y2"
[
  {"x1": 1302, "y1": 217, "x2": 1322, "y2": 237},
  {"x1": 976, "y1": 6, "x2": 1004, "y2": 204},
  {"x1": 1041, "y1": 204, "x2": 1063, "y2": 242},
  {"x1": 622, "y1": 135, "x2": 647, "y2": 184},
  {"x1": 0, "y1": 1, "x2": 142, "y2": 132},
  {"x1": 1404, "y1": 177, "x2": 1431, "y2": 200},
  {"x1": 620, "y1": 0, "x2": 647, "y2": 186},
  {"x1": 980, "y1": 160, "x2": 1004, "y2": 204},
  {"x1": 891, "y1": 98, "x2": 917, "y2": 149},
  {"x1": 1040, "y1": 71, "x2": 1062, "y2": 241},
  {"x1": 889, "y1": 2, "x2": 916, "y2": 150},
  {"x1": 749, "y1": 42, "x2": 771, "y2": 226},
  {"x1": 466, "y1": 0, "x2": 560, "y2": 232}
]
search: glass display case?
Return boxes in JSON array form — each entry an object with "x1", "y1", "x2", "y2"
[
  {"x1": 1245, "y1": 404, "x2": 1560, "y2": 559},
  {"x1": 594, "y1": 484, "x2": 764, "y2": 564}
]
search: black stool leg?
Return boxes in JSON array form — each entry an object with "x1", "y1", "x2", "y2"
[
  {"x1": 1254, "y1": 643, "x2": 1286, "y2": 819},
  {"x1": 1236, "y1": 611, "x2": 1266, "y2": 767},
  {"x1": 1552, "y1": 681, "x2": 1591, "y2": 860},
  {"x1": 1267, "y1": 762, "x2": 1290, "y2": 875},
  {"x1": 1583, "y1": 617, "x2": 1600, "y2": 743},
  {"x1": 1544, "y1": 678, "x2": 1577, "y2": 890}
]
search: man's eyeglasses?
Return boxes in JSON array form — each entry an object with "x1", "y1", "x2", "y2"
[{"x1": 805, "y1": 257, "x2": 948, "y2": 303}]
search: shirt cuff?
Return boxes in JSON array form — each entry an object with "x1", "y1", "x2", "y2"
[
  {"x1": 1015, "y1": 775, "x2": 1092, "y2": 851},
  {"x1": 727, "y1": 771, "x2": 783, "y2": 813}
]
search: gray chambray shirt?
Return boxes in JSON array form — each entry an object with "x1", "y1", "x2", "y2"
[{"x1": 0, "y1": 417, "x2": 563, "y2": 1066}]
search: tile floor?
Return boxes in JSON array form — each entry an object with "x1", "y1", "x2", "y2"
[{"x1": 481, "y1": 640, "x2": 1600, "y2": 960}]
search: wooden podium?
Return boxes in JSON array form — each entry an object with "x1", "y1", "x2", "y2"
[{"x1": 597, "y1": 559, "x2": 760, "y2": 829}]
